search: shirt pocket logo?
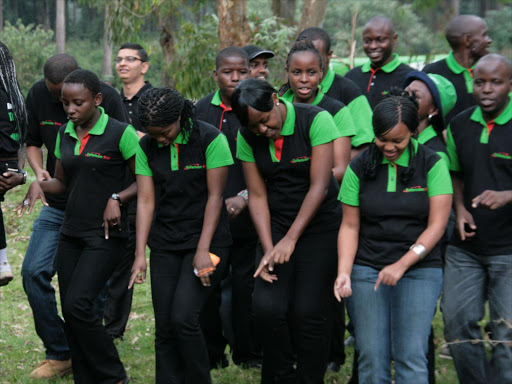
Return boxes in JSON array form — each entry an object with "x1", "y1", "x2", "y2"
[
  {"x1": 403, "y1": 185, "x2": 427, "y2": 193},
  {"x1": 491, "y1": 152, "x2": 512, "y2": 160},
  {"x1": 290, "y1": 156, "x2": 311, "y2": 164},
  {"x1": 184, "y1": 164, "x2": 206, "y2": 170}
]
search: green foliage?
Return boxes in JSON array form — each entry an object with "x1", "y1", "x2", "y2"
[
  {"x1": 0, "y1": 20, "x2": 55, "y2": 96},
  {"x1": 486, "y1": 6, "x2": 512, "y2": 53}
]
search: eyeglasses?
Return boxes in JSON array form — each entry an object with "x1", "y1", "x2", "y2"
[{"x1": 115, "y1": 56, "x2": 144, "y2": 64}]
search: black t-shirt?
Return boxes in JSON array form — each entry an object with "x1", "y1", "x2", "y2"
[
  {"x1": 25, "y1": 79, "x2": 128, "y2": 210},
  {"x1": 136, "y1": 120, "x2": 233, "y2": 251},
  {"x1": 0, "y1": 88, "x2": 21, "y2": 156},
  {"x1": 446, "y1": 100, "x2": 512, "y2": 255},
  {"x1": 345, "y1": 54, "x2": 414, "y2": 110},
  {"x1": 120, "y1": 81, "x2": 152, "y2": 133},
  {"x1": 55, "y1": 109, "x2": 138, "y2": 238}
]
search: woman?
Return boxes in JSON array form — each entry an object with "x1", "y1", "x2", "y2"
[
  {"x1": 18, "y1": 69, "x2": 138, "y2": 384},
  {"x1": 0, "y1": 41, "x2": 28, "y2": 286},
  {"x1": 403, "y1": 71, "x2": 456, "y2": 166},
  {"x1": 280, "y1": 39, "x2": 354, "y2": 182},
  {"x1": 128, "y1": 88, "x2": 233, "y2": 383},
  {"x1": 334, "y1": 91, "x2": 453, "y2": 384},
  {"x1": 232, "y1": 78, "x2": 341, "y2": 383}
]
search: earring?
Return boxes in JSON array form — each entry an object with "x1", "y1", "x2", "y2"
[
  {"x1": 428, "y1": 114, "x2": 433, "y2": 120},
  {"x1": 276, "y1": 101, "x2": 280, "y2": 106}
]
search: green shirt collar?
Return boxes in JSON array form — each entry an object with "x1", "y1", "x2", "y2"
[
  {"x1": 470, "y1": 96, "x2": 512, "y2": 126},
  {"x1": 157, "y1": 128, "x2": 189, "y2": 148},
  {"x1": 280, "y1": 98, "x2": 295, "y2": 136},
  {"x1": 319, "y1": 68, "x2": 335, "y2": 94},
  {"x1": 281, "y1": 88, "x2": 324, "y2": 106},
  {"x1": 362, "y1": 53, "x2": 401, "y2": 73},
  {"x1": 417, "y1": 125, "x2": 437, "y2": 145},
  {"x1": 380, "y1": 138, "x2": 419, "y2": 167},
  {"x1": 446, "y1": 51, "x2": 475, "y2": 74},
  {"x1": 64, "y1": 107, "x2": 107, "y2": 138},
  {"x1": 211, "y1": 89, "x2": 222, "y2": 106}
]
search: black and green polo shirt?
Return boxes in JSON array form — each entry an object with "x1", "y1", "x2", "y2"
[
  {"x1": 339, "y1": 139, "x2": 452, "y2": 270},
  {"x1": 281, "y1": 89, "x2": 356, "y2": 139},
  {"x1": 236, "y1": 99, "x2": 342, "y2": 236},
  {"x1": 196, "y1": 89, "x2": 256, "y2": 240},
  {"x1": 319, "y1": 69, "x2": 374, "y2": 148},
  {"x1": 136, "y1": 120, "x2": 234, "y2": 251},
  {"x1": 417, "y1": 125, "x2": 450, "y2": 167},
  {"x1": 0, "y1": 88, "x2": 21, "y2": 156},
  {"x1": 423, "y1": 52, "x2": 477, "y2": 124},
  {"x1": 345, "y1": 53, "x2": 414, "y2": 110},
  {"x1": 446, "y1": 97, "x2": 512, "y2": 255},
  {"x1": 54, "y1": 107, "x2": 139, "y2": 238}
]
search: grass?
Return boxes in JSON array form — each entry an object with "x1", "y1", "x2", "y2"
[{"x1": 0, "y1": 168, "x2": 460, "y2": 383}]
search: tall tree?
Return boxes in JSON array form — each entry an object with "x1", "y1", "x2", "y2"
[
  {"x1": 101, "y1": 1, "x2": 113, "y2": 80},
  {"x1": 298, "y1": 0, "x2": 328, "y2": 31},
  {"x1": 56, "y1": 0, "x2": 66, "y2": 53},
  {"x1": 272, "y1": 0, "x2": 297, "y2": 24},
  {"x1": 216, "y1": 0, "x2": 250, "y2": 49}
]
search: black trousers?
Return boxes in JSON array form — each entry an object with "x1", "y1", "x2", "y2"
[
  {"x1": 56, "y1": 234, "x2": 126, "y2": 384},
  {"x1": 253, "y1": 232, "x2": 337, "y2": 384},
  {"x1": 104, "y1": 214, "x2": 136, "y2": 338},
  {"x1": 150, "y1": 247, "x2": 228, "y2": 384}
]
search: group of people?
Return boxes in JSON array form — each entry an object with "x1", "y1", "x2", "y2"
[{"x1": 0, "y1": 12, "x2": 510, "y2": 384}]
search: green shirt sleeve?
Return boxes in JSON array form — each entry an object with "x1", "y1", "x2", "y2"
[
  {"x1": 54, "y1": 131, "x2": 61, "y2": 160},
  {"x1": 333, "y1": 106, "x2": 356, "y2": 138},
  {"x1": 135, "y1": 143, "x2": 153, "y2": 176},
  {"x1": 119, "y1": 125, "x2": 140, "y2": 160},
  {"x1": 427, "y1": 158, "x2": 453, "y2": 197},
  {"x1": 445, "y1": 126, "x2": 461, "y2": 172},
  {"x1": 236, "y1": 131, "x2": 255, "y2": 162},
  {"x1": 437, "y1": 151, "x2": 451, "y2": 169},
  {"x1": 205, "y1": 133, "x2": 234, "y2": 169},
  {"x1": 347, "y1": 95, "x2": 374, "y2": 147},
  {"x1": 338, "y1": 165, "x2": 360, "y2": 206},
  {"x1": 310, "y1": 110, "x2": 341, "y2": 146}
]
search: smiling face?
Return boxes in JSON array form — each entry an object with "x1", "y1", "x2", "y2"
[
  {"x1": 246, "y1": 95, "x2": 285, "y2": 140},
  {"x1": 287, "y1": 51, "x2": 323, "y2": 104},
  {"x1": 147, "y1": 117, "x2": 182, "y2": 147},
  {"x1": 115, "y1": 48, "x2": 148, "y2": 84},
  {"x1": 61, "y1": 83, "x2": 102, "y2": 128},
  {"x1": 214, "y1": 56, "x2": 249, "y2": 103},
  {"x1": 405, "y1": 80, "x2": 437, "y2": 121},
  {"x1": 473, "y1": 59, "x2": 512, "y2": 120},
  {"x1": 375, "y1": 121, "x2": 412, "y2": 162},
  {"x1": 249, "y1": 56, "x2": 270, "y2": 80},
  {"x1": 362, "y1": 21, "x2": 397, "y2": 68}
]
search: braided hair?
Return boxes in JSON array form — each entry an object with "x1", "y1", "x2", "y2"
[
  {"x1": 0, "y1": 41, "x2": 28, "y2": 145},
  {"x1": 279, "y1": 39, "x2": 324, "y2": 96},
  {"x1": 363, "y1": 87, "x2": 419, "y2": 184},
  {"x1": 138, "y1": 88, "x2": 196, "y2": 142}
]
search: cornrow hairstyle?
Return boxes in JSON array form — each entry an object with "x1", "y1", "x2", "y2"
[
  {"x1": 280, "y1": 39, "x2": 324, "y2": 96},
  {"x1": 138, "y1": 88, "x2": 197, "y2": 142},
  {"x1": 43, "y1": 54, "x2": 79, "y2": 84},
  {"x1": 232, "y1": 79, "x2": 276, "y2": 128},
  {"x1": 119, "y1": 42, "x2": 149, "y2": 62},
  {"x1": 297, "y1": 27, "x2": 331, "y2": 52},
  {"x1": 363, "y1": 87, "x2": 419, "y2": 184},
  {"x1": 0, "y1": 41, "x2": 28, "y2": 144},
  {"x1": 63, "y1": 69, "x2": 101, "y2": 96}
]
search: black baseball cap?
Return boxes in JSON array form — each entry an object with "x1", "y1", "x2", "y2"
[{"x1": 242, "y1": 45, "x2": 275, "y2": 61}]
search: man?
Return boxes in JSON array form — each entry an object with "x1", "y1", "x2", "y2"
[
  {"x1": 443, "y1": 54, "x2": 512, "y2": 384},
  {"x1": 423, "y1": 15, "x2": 492, "y2": 124},
  {"x1": 345, "y1": 16, "x2": 413, "y2": 110},
  {"x1": 22, "y1": 53, "x2": 127, "y2": 379},
  {"x1": 242, "y1": 45, "x2": 274, "y2": 81},
  {"x1": 102, "y1": 43, "x2": 152, "y2": 341}
]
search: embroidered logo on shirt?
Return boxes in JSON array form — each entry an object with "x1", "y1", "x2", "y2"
[
  {"x1": 380, "y1": 90, "x2": 389, "y2": 96},
  {"x1": 85, "y1": 152, "x2": 111, "y2": 160},
  {"x1": 40, "y1": 120, "x2": 63, "y2": 126},
  {"x1": 184, "y1": 164, "x2": 206, "y2": 170},
  {"x1": 491, "y1": 152, "x2": 512, "y2": 160},
  {"x1": 403, "y1": 186, "x2": 428, "y2": 192},
  {"x1": 290, "y1": 156, "x2": 311, "y2": 163}
]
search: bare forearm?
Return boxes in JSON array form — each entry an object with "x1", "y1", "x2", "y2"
[
  {"x1": 337, "y1": 224, "x2": 359, "y2": 275},
  {"x1": 26, "y1": 146, "x2": 44, "y2": 174},
  {"x1": 39, "y1": 178, "x2": 66, "y2": 195},
  {"x1": 248, "y1": 195, "x2": 274, "y2": 253},
  {"x1": 117, "y1": 182, "x2": 137, "y2": 204},
  {"x1": 452, "y1": 175, "x2": 465, "y2": 212},
  {"x1": 135, "y1": 196, "x2": 154, "y2": 257},
  {"x1": 196, "y1": 194, "x2": 224, "y2": 252}
]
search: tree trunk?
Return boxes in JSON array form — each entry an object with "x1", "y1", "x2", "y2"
[
  {"x1": 56, "y1": 0, "x2": 66, "y2": 53},
  {"x1": 216, "y1": 0, "x2": 250, "y2": 49},
  {"x1": 0, "y1": 0, "x2": 3, "y2": 33},
  {"x1": 272, "y1": 0, "x2": 296, "y2": 24},
  {"x1": 158, "y1": 15, "x2": 176, "y2": 88},
  {"x1": 450, "y1": 0, "x2": 460, "y2": 16},
  {"x1": 298, "y1": 0, "x2": 328, "y2": 31},
  {"x1": 101, "y1": 2, "x2": 113, "y2": 81},
  {"x1": 11, "y1": 0, "x2": 18, "y2": 21}
]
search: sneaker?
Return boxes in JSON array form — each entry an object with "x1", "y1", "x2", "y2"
[
  {"x1": 29, "y1": 359, "x2": 72, "y2": 379},
  {"x1": 0, "y1": 265, "x2": 13, "y2": 286},
  {"x1": 438, "y1": 345, "x2": 453, "y2": 360}
]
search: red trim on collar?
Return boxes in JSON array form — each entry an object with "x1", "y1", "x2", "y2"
[
  {"x1": 79, "y1": 133, "x2": 91, "y2": 154},
  {"x1": 218, "y1": 102, "x2": 232, "y2": 131},
  {"x1": 367, "y1": 67, "x2": 380, "y2": 93},
  {"x1": 274, "y1": 135, "x2": 284, "y2": 161}
]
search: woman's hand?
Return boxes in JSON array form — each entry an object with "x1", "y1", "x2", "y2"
[
  {"x1": 193, "y1": 248, "x2": 215, "y2": 287},
  {"x1": 254, "y1": 249, "x2": 279, "y2": 283},
  {"x1": 271, "y1": 235, "x2": 296, "y2": 265},
  {"x1": 225, "y1": 195, "x2": 247, "y2": 219},
  {"x1": 15, "y1": 181, "x2": 48, "y2": 217},
  {"x1": 334, "y1": 272, "x2": 352, "y2": 301},
  {"x1": 128, "y1": 253, "x2": 147, "y2": 289},
  {"x1": 103, "y1": 198, "x2": 122, "y2": 239},
  {"x1": 374, "y1": 261, "x2": 408, "y2": 291}
]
